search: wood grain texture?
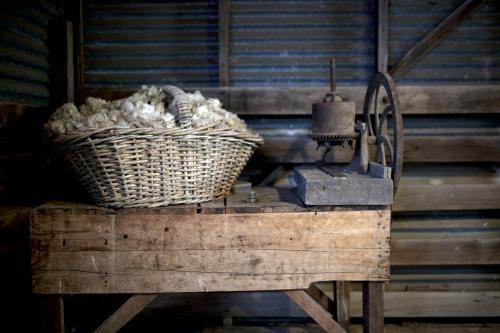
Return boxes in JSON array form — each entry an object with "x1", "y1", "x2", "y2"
[
  {"x1": 94, "y1": 294, "x2": 157, "y2": 333},
  {"x1": 286, "y1": 290, "x2": 347, "y2": 333},
  {"x1": 334, "y1": 282, "x2": 351, "y2": 331},
  {"x1": 218, "y1": 0, "x2": 230, "y2": 87},
  {"x1": 389, "y1": 0, "x2": 487, "y2": 79},
  {"x1": 75, "y1": 85, "x2": 500, "y2": 115},
  {"x1": 362, "y1": 282, "x2": 384, "y2": 333},
  {"x1": 376, "y1": 0, "x2": 388, "y2": 72},
  {"x1": 31, "y1": 208, "x2": 390, "y2": 294},
  {"x1": 48, "y1": 20, "x2": 74, "y2": 108},
  {"x1": 256, "y1": 135, "x2": 500, "y2": 164},
  {"x1": 391, "y1": 238, "x2": 500, "y2": 266}
]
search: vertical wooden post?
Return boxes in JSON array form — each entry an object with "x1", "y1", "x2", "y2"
[
  {"x1": 334, "y1": 282, "x2": 351, "y2": 332},
  {"x1": 218, "y1": 0, "x2": 230, "y2": 87},
  {"x1": 48, "y1": 19, "x2": 75, "y2": 108},
  {"x1": 65, "y1": 0, "x2": 85, "y2": 90},
  {"x1": 39, "y1": 295, "x2": 65, "y2": 333},
  {"x1": 376, "y1": 0, "x2": 388, "y2": 73},
  {"x1": 362, "y1": 282, "x2": 384, "y2": 333}
]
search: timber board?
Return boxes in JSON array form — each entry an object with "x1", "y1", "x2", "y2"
[{"x1": 30, "y1": 188, "x2": 390, "y2": 294}]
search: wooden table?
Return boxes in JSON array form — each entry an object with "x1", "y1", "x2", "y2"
[{"x1": 31, "y1": 187, "x2": 390, "y2": 333}]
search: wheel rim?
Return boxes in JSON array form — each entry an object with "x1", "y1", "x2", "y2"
[{"x1": 363, "y1": 72, "x2": 404, "y2": 195}]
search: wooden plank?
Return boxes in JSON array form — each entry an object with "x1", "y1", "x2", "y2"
[
  {"x1": 226, "y1": 187, "x2": 306, "y2": 213},
  {"x1": 38, "y1": 295, "x2": 65, "y2": 333},
  {"x1": 389, "y1": 0, "x2": 487, "y2": 79},
  {"x1": 31, "y1": 209, "x2": 390, "y2": 294},
  {"x1": 376, "y1": 0, "x2": 388, "y2": 72},
  {"x1": 256, "y1": 135, "x2": 500, "y2": 164},
  {"x1": 362, "y1": 282, "x2": 384, "y2": 333},
  {"x1": 75, "y1": 85, "x2": 500, "y2": 115},
  {"x1": 391, "y1": 238, "x2": 500, "y2": 266},
  {"x1": 94, "y1": 294, "x2": 157, "y2": 333},
  {"x1": 307, "y1": 283, "x2": 334, "y2": 313},
  {"x1": 393, "y1": 182, "x2": 500, "y2": 212},
  {"x1": 218, "y1": 0, "x2": 230, "y2": 87},
  {"x1": 48, "y1": 20, "x2": 74, "y2": 108},
  {"x1": 353, "y1": 291, "x2": 500, "y2": 318},
  {"x1": 334, "y1": 282, "x2": 350, "y2": 332},
  {"x1": 0, "y1": 103, "x2": 49, "y2": 131},
  {"x1": 286, "y1": 290, "x2": 347, "y2": 333}
]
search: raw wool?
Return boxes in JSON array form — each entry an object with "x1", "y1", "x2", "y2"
[
  {"x1": 45, "y1": 86, "x2": 249, "y2": 136},
  {"x1": 184, "y1": 91, "x2": 248, "y2": 132}
]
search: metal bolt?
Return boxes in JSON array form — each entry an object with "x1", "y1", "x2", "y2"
[{"x1": 248, "y1": 190, "x2": 256, "y2": 203}]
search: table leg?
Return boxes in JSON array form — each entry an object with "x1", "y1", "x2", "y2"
[
  {"x1": 334, "y1": 281, "x2": 350, "y2": 332},
  {"x1": 38, "y1": 295, "x2": 65, "y2": 333},
  {"x1": 362, "y1": 282, "x2": 384, "y2": 333}
]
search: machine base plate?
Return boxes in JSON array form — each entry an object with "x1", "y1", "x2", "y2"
[{"x1": 294, "y1": 166, "x2": 393, "y2": 206}]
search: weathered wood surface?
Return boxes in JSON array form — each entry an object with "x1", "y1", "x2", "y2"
[
  {"x1": 362, "y1": 282, "x2": 384, "y2": 333},
  {"x1": 389, "y1": 0, "x2": 487, "y2": 79},
  {"x1": 286, "y1": 290, "x2": 347, "y2": 333},
  {"x1": 48, "y1": 19, "x2": 74, "y2": 108},
  {"x1": 75, "y1": 85, "x2": 500, "y2": 115},
  {"x1": 31, "y1": 193, "x2": 390, "y2": 294},
  {"x1": 218, "y1": 0, "x2": 230, "y2": 87},
  {"x1": 334, "y1": 282, "x2": 351, "y2": 331},
  {"x1": 94, "y1": 294, "x2": 157, "y2": 333},
  {"x1": 203, "y1": 323, "x2": 500, "y2": 333},
  {"x1": 256, "y1": 135, "x2": 500, "y2": 163},
  {"x1": 376, "y1": 0, "x2": 388, "y2": 73}
]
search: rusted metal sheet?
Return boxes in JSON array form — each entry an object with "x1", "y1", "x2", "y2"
[{"x1": 0, "y1": 0, "x2": 57, "y2": 105}]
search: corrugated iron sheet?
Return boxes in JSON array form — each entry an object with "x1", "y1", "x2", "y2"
[
  {"x1": 83, "y1": 0, "x2": 219, "y2": 88},
  {"x1": 389, "y1": 0, "x2": 500, "y2": 84},
  {"x1": 0, "y1": 0, "x2": 58, "y2": 105},
  {"x1": 229, "y1": 0, "x2": 375, "y2": 87},
  {"x1": 82, "y1": 0, "x2": 499, "y2": 88}
]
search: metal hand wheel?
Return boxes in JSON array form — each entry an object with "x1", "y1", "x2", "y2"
[{"x1": 363, "y1": 72, "x2": 404, "y2": 194}]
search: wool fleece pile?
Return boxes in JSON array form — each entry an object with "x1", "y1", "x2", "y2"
[{"x1": 45, "y1": 86, "x2": 249, "y2": 136}]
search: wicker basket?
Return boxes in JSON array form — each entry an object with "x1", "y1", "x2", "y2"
[{"x1": 51, "y1": 86, "x2": 263, "y2": 208}]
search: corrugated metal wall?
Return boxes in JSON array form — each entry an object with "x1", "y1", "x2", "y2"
[
  {"x1": 229, "y1": 0, "x2": 374, "y2": 86},
  {"x1": 0, "y1": 0, "x2": 58, "y2": 105},
  {"x1": 83, "y1": 0, "x2": 219, "y2": 88},
  {"x1": 390, "y1": 0, "x2": 500, "y2": 84},
  {"x1": 82, "y1": 0, "x2": 500, "y2": 88}
]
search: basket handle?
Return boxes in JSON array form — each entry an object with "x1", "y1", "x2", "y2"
[{"x1": 163, "y1": 85, "x2": 193, "y2": 129}]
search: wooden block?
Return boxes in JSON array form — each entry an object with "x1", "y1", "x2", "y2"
[{"x1": 31, "y1": 208, "x2": 390, "y2": 294}]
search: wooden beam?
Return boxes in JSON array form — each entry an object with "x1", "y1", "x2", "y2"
[
  {"x1": 389, "y1": 0, "x2": 487, "y2": 79},
  {"x1": 376, "y1": 0, "x2": 388, "y2": 72},
  {"x1": 362, "y1": 282, "x2": 384, "y2": 333},
  {"x1": 75, "y1": 85, "x2": 500, "y2": 115},
  {"x1": 307, "y1": 283, "x2": 335, "y2": 313},
  {"x1": 352, "y1": 291, "x2": 500, "y2": 318},
  {"x1": 255, "y1": 135, "x2": 500, "y2": 164},
  {"x1": 31, "y1": 208, "x2": 390, "y2": 294},
  {"x1": 64, "y1": 0, "x2": 84, "y2": 89},
  {"x1": 39, "y1": 295, "x2": 65, "y2": 333},
  {"x1": 48, "y1": 19, "x2": 75, "y2": 108},
  {"x1": 94, "y1": 294, "x2": 157, "y2": 333},
  {"x1": 391, "y1": 238, "x2": 500, "y2": 266},
  {"x1": 334, "y1": 282, "x2": 351, "y2": 332},
  {"x1": 218, "y1": 0, "x2": 230, "y2": 87},
  {"x1": 286, "y1": 290, "x2": 347, "y2": 333}
]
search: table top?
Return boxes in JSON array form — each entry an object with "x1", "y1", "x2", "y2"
[{"x1": 32, "y1": 187, "x2": 390, "y2": 215}]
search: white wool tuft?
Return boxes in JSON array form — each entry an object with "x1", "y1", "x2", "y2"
[{"x1": 45, "y1": 86, "x2": 249, "y2": 136}]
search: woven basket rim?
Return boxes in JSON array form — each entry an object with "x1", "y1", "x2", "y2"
[{"x1": 50, "y1": 125, "x2": 264, "y2": 147}]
